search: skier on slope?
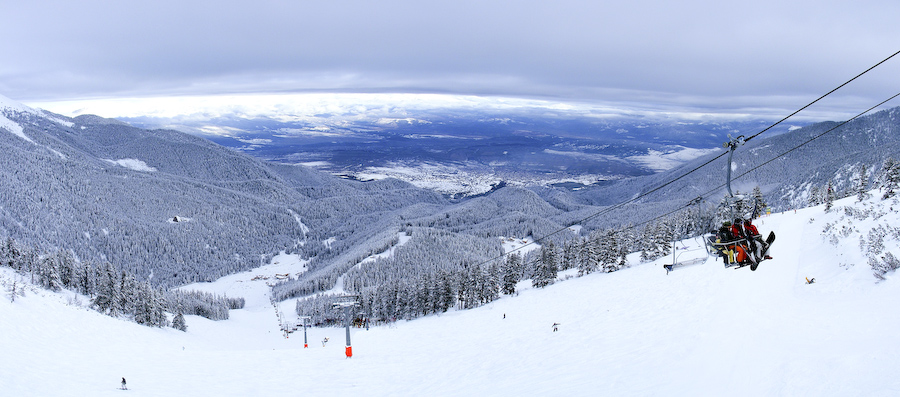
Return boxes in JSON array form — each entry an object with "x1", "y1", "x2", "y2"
[{"x1": 121, "y1": 377, "x2": 127, "y2": 390}]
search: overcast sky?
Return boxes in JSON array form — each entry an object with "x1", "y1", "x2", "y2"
[{"x1": 3, "y1": 0, "x2": 899, "y2": 120}]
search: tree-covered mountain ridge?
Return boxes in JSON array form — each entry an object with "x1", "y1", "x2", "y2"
[
  {"x1": 3, "y1": 92, "x2": 900, "y2": 296},
  {"x1": 0, "y1": 94, "x2": 448, "y2": 287}
]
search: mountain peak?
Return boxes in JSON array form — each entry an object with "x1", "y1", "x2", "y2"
[{"x1": 0, "y1": 93, "x2": 37, "y2": 114}]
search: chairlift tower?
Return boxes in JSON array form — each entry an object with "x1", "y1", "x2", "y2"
[
  {"x1": 299, "y1": 316, "x2": 311, "y2": 348},
  {"x1": 332, "y1": 295, "x2": 360, "y2": 358}
]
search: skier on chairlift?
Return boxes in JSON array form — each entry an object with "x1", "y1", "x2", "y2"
[
  {"x1": 710, "y1": 220, "x2": 753, "y2": 267},
  {"x1": 741, "y1": 218, "x2": 772, "y2": 262}
]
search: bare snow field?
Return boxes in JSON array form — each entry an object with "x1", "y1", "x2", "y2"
[{"x1": 3, "y1": 194, "x2": 900, "y2": 396}]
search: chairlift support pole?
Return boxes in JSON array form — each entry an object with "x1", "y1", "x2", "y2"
[
  {"x1": 299, "y1": 316, "x2": 311, "y2": 348},
  {"x1": 332, "y1": 295, "x2": 360, "y2": 358}
]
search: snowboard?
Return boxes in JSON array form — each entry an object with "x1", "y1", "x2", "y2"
[{"x1": 750, "y1": 232, "x2": 775, "y2": 271}]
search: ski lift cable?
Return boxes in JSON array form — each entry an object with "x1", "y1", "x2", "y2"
[
  {"x1": 744, "y1": 49, "x2": 900, "y2": 144},
  {"x1": 716, "y1": 91, "x2": 900, "y2": 196},
  {"x1": 570, "y1": 89, "x2": 898, "y2": 265},
  {"x1": 471, "y1": 52, "x2": 900, "y2": 268},
  {"x1": 592, "y1": 52, "x2": 900, "y2": 229},
  {"x1": 479, "y1": 89, "x2": 900, "y2": 267},
  {"x1": 683, "y1": 90, "x2": 900, "y2": 218},
  {"x1": 593, "y1": 51, "x2": 900, "y2": 217},
  {"x1": 617, "y1": 90, "x2": 898, "y2": 265}
]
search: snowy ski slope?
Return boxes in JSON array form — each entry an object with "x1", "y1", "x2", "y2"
[{"x1": 2, "y1": 194, "x2": 900, "y2": 396}]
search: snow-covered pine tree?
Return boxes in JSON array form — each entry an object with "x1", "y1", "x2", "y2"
[
  {"x1": 420, "y1": 272, "x2": 436, "y2": 316},
  {"x1": 599, "y1": 229, "x2": 620, "y2": 273},
  {"x1": 615, "y1": 226, "x2": 632, "y2": 269},
  {"x1": 751, "y1": 186, "x2": 767, "y2": 218},
  {"x1": 74, "y1": 262, "x2": 95, "y2": 297},
  {"x1": 825, "y1": 181, "x2": 836, "y2": 212},
  {"x1": 136, "y1": 281, "x2": 167, "y2": 327},
  {"x1": 732, "y1": 190, "x2": 748, "y2": 219},
  {"x1": 8, "y1": 281, "x2": 16, "y2": 303},
  {"x1": 655, "y1": 221, "x2": 673, "y2": 259},
  {"x1": 856, "y1": 164, "x2": 871, "y2": 202},
  {"x1": 561, "y1": 240, "x2": 578, "y2": 271},
  {"x1": 881, "y1": 157, "x2": 900, "y2": 200},
  {"x1": 872, "y1": 252, "x2": 900, "y2": 280},
  {"x1": 133, "y1": 281, "x2": 153, "y2": 325},
  {"x1": 172, "y1": 312, "x2": 187, "y2": 332},
  {"x1": 456, "y1": 263, "x2": 476, "y2": 309},
  {"x1": 546, "y1": 241, "x2": 559, "y2": 281},
  {"x1": 501, "y1": 253, "x2": 521, "y2": 294},
  {"x1": 715, "y1": 195, "x2": 740, "y2": 225},
  {"x1": 578, "y1": 236, "x2": 599, "y2": 276},
  {"x1": 92, "y1": 262, "x2": 122, "y2": 317},
  {"x1": 478, "y1": 262, "x2": 500, "y2": 304},
  {"x1": 0, "y1": 238, "x2": 13, "y2": 268},
  {"x1": 809, "y1": 185, "x2": 821, "y2": 207},
  {"x1": 438, "y1": 269, "x2": 455, "y2": 312},
  {"x1": 532, "y1": 241, "x2": 558, "y2": 288},
  {"x1": 37, "y1": 254, "x2": 62, "y2": 292},
  {"x1": 640, "y1": 221, "x2": 673, "y2": 263},
  {"x1": 53, "y1": 250, "x2": 77, "y2": 290},
  {"x1": 119, "y1": 272, "x2": 137, "y2": 317},
  {"x1": 639, "y1": 229, "x2": 653, "y2": 263}
]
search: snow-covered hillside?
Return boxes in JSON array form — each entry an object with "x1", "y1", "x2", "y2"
[{"x1": 3, "y1": 194, "x2": 900, "y2": 396}]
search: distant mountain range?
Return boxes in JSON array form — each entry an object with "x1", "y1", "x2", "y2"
[
  {"x1": 3, "y1": 92, "x2": 899, "y2": 294},
  {"x1": 121, "y1": 106, "x2": 802, "y2": 197}
]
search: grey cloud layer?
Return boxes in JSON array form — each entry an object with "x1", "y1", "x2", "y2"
[{"x1": 3, "y1": 0, "x2": 899, "y2": 117}]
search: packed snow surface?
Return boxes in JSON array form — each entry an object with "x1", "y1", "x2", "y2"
[{"x1": 3, "y1": 195, "x2": 900, "y2": 396}]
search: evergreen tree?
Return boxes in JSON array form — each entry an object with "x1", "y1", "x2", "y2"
[
  {"x1": 172, "y1": 312, "x2": 188, "y2": 332},
  {"x1": 881, "y1": 157, "x2": 900, "y2": 200},
  {"x1": 0, "y1": 238, "x2": 16, "y2": 269},
  {"x1": 561, "y1": 240, "x2": 578, "y2": 271},
  {"x1": 578, "y1": 237, "x2": 599, "y2": 276},
  {"x1": 8, "y1": 281, "x2": 17, "y2": 303},
  {"x1": 38, "y1": 255, "x2": 62, "y2": 292},
  {"x1": 51, "y1": 250, "x2": 77, "y2": 290},
  {"x1": 532, "y1": 241, "x2": 558, "y2": 288},
  {"x1": 119, "y1": 272, "x2": 137, "y2": 317},
  {"x1": 501, "y1": 253, "x2": 521, "y2": 295},
  {"x1": 616, "y1": 227, "x2": 631, "y2": 269},
  {"x1": 598, "y1": 230, "x2": 619, "y2": 273},
  {"x1": 655, "y1": 221, "x2": 673, "y2": 259},
  {"x1": 751, "y1": 186, "x2": 767, "y2": 218},
  {"x1": 808, "y1": 185, "x2": 821, "y2": 207},
  {"x1": 824, "y1": 181, "x2": 836, "y2": 212},
  {"x1": 856, "y1": 164, "x2": 871, "y2": 202},
  {"x1": 133, "y1": 281, "x2": 153, "y2": 325},
  {"x1": 74, "y1": 262, "x2": 95, "y2": 297},
  {"x1": 438, "y1": 270, "x2": 455, "y2": 312},
  {"x1": 456, "y1": 263, "x2": 477, "y2": 309},
  {"x1": 732, "y1": 190, "x2": 748, "y2": 219},
  {"x1": 93, "y1": 262, "x2": 122, "y2": 317},
  {"x1": 478, "y1": 263, "x2": 499, "y2": 304}
]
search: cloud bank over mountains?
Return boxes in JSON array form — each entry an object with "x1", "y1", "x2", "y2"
[{"x1": 4, "y1": 1, "x2": 899, "y2": 120}]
